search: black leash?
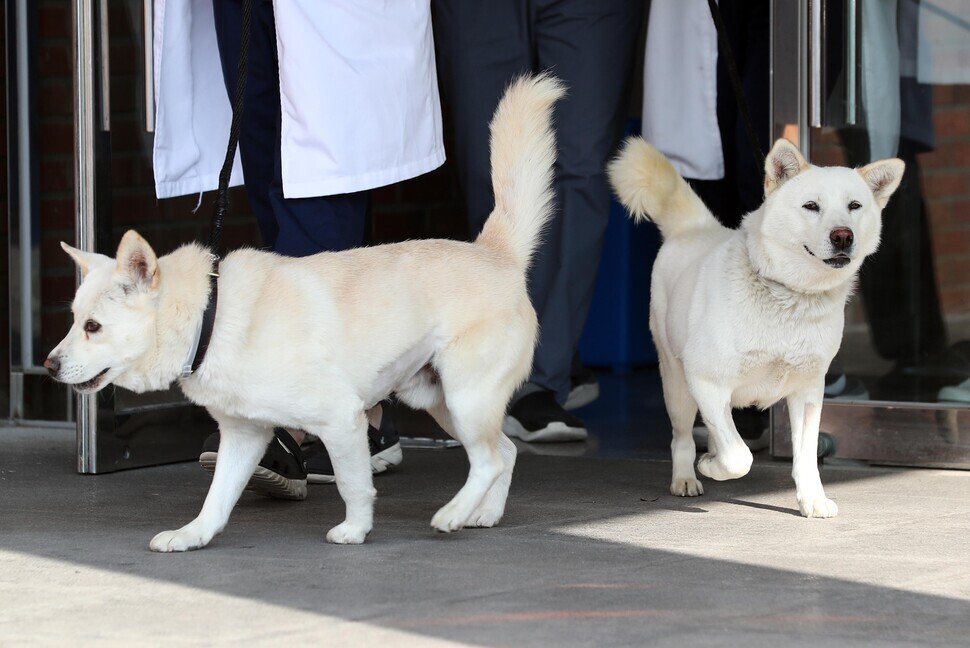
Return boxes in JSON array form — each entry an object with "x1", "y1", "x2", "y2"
[
  {"x1": 706, "y1": 0, "x2": 766, "y2": 179},
  {"x1": 187, "y1": 0, "x2": 253, "y2": 375}
]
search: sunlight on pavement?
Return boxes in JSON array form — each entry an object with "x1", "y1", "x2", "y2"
[
  {"x1": 554, "y1": 469, "x2": 970, "y2": 602},
  {"x1": 0, "y1": 549, "x2": 471, "y2": 646}
]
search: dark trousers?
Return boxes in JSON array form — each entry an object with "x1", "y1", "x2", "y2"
[
  {"x1": 434, "y1": 0, "x2": 644, "y2": 402},
  {"x1": 212, "y1": 0, "x2": 369, "y2": 257},
  {"x1": 687, "y1": 0, "x2": 771, "y2": 228},
  {"x1": 850, "y1": 136, "x2": 947, "y2": 364}
]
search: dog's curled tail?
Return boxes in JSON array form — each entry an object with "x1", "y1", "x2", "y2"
[
  {"x1": 477, "y1": 73, "x2": 566, "y2": 269},
  {"x1": 607, "y1": 137, "x2": 717, "y2": 239}
]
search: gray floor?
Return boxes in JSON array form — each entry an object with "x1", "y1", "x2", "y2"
[{"x1": 2, "y1": 377, "x2": 970, "y2": 646}]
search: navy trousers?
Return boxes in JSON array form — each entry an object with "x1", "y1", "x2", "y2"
[
  {"x1": 433, "y1": 0, "x2": 644, "y2": 402},
  {"x1": 212, "y1": 0, "x2": 369, "y2": 256}
]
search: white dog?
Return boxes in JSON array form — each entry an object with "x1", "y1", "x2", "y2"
[
  {"x1": 47, "y1": 74, "x2": 565, "y2": 550},
  {"x1": 608, "y1": 137, "x2": 904, "y2": 517}
]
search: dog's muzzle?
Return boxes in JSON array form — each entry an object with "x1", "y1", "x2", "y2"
[
  {"x1": 804, "y1": 227, "x2": 854, "y2": 269},
  {"x1": 825, "y1": 227, "x2": 853, "y2": 267},
  {"x1": 43, "y1": 356, "x2": 60, "y2": 377},
  {"x1": 829, "y1": 227, "x2": 853, "y2": 251},
  {"x1": 73, "y1": 367, "x2": 111, "y2": 392},
  {"x1": 44, "y1": 356, "x2": 110, "y2": 392}
]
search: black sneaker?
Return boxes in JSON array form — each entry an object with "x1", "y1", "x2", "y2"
[
  {"x1": 564, "y1": 366, "x2": 600, "y2": 410},
  {"x1": 302, "y1": 421, "x2": 403, "y2": 485},
  {"x1": 199, "y1": 428, "x2": 308, "y2": 500},
  {"x1": 502, "y1": 390, "x2": 588, "y2": 442}
]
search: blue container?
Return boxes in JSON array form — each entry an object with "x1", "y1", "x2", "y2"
[{"x1": 579, "y1": 121, "x2": 660, "y2": 372}]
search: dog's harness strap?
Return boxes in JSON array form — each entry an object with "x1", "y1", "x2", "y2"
[
  {"x1": 190, "y1": 265, "x2": 221, "y2": 374},
  {"x1": 209, "y1": 0, "x2": 252, "y2": 261},
  {"x1": 188, "y1": 0, "x2": 251, "y2": 375}
]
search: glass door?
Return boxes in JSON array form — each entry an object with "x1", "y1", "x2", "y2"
[
  {"x1": 69, "y1": 0, "x2": 255, "y2": 472},
  {"x1": 770, "y1": 0, "x2": 970, "y2": 468}
]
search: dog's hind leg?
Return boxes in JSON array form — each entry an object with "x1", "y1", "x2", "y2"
[
  {"x1": 310, "y1": 409, "x2": 376, "y2": 544},
  {"x1": 690, "y1": 380, "x2": 753, "y2": 481},
  {"x1": 427, "y1": 391, "x2": 508, "y2": 533},
  {"x1": 658, "y1": 352, "x2": 703, "y2": 496},
  {"x1": 471, "y1": 433, "x2": 517, "y2": 527},
  {"x1": 398, "y1": 363, "x2": 516, "y2": 530},
  {"x1": 428, "y1": 399, "x2": 517, "y2": 528},
  {"x1": 788, "y1": 386, "x2": 838, "y2": 518},
  {"x1": 150, "y1": 418, "x2": 272, "y2": 552}
]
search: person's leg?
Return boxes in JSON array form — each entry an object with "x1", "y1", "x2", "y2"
[
  {"x1": 436, "y1": 0, "x2": 591, "y2": 441},
  {"x1": 494, "y1": 0, "x2": 644, "y2": 441},
  {"x1": 271, "y1": 191, "x2": 370, "y2": 256},
  {"x1": 530, "y1": 0, "x2": 645, "y2": 401},
  {"x1": 432, "y1": 0, "x2": 533, "y2": 237},
  {"x1": 215, "y1": 0, "x2": 370, "y2": 255},
  {"x1": 860, "y1": 138, "x2": 947, "y2": 365},
  {"x1": 212, "y1": 0, "x2": 280, "y2": 249},
  {"x1": 734, "y1": 0, "x2": 770, "y2": 216}
]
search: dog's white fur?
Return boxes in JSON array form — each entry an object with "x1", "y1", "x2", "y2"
[
  {"x1": 48, "y1": 74, "x2": 566, "y2": 551},
  {"x1": 608, "y1": 138, "x2": 904, "y2": 517}
]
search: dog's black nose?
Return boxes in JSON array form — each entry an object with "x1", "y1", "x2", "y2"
[
  {"x1": 44, "y1": 356, "x2": 60, "y2": 377},
  {"x1": 830, "y1": 227, "x2": 854, "y2": 251}
]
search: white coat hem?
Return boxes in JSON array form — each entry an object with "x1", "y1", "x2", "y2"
[
  {"x1": 281, "y1": 149, "x2": 446, "y2": 199},
  {"x1": 155, "y1": 172, "x2": 243, "y2": 201}
]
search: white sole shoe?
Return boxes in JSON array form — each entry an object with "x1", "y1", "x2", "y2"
[
  {"x1": 502, "y1": 415, "x2": 588, "y2": 443},
  {"x1": 564, "y1": 380, "x2": 600, "y2": 410}
]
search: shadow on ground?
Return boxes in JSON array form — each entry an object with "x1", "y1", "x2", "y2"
[{"x1": 1, "y1": 419, "x2": 968, "y2": 647}]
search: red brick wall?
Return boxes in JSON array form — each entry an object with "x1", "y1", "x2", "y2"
[
  {"x1": 811, "y1": 85, "x2": 970, "y2": 326},
  {"x1": 923, "y1": 85, "x2": 970, "y2": 316}
]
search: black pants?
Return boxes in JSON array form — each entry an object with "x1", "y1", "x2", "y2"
[{"x1": 434, "y1": 0, "x2": 644, "y2": 402}]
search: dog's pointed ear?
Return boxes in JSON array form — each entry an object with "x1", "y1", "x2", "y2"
[
  {"x1": 858, "y1": 158, "x2": 906, "y2": 209},
  {"x1": 61, "y1": 242, "x2": 111, "y2": 278},
  {"x1": 764, "y1": 139, "x2": 810, "y2": 195},
  {"x1": 116, "y1": 230, "x2": 160, "y2": 291}
]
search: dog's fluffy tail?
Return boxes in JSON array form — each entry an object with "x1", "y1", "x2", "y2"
[
  {"x1": 477, "y1": 73, "x2": 565, "y2": 269},
  {"x1": 607, "y1": 137, "x2": 718, "y2": 239}
]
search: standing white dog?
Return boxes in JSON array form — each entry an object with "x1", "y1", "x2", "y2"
[
  {"x1": 47, "y1": 74, "x2": 565, "y2": 550},
  {"x1": 608, "y1": 137, "x2": 904, "y2": 517}
]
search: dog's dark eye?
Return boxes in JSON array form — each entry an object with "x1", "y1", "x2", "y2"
[
  {"x1": 848, "y1": 200, "x2": 862, "y2": 211},
  {"x1": 802, "y1": 201, "x2": 820, "y2": 212},
  {"x1": 84, "y1": 320, "x2": 101, "y2": 334}
]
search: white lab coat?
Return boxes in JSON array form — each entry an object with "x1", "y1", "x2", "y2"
[
  {"x1": 152, "y1": 0, "x2": 445, "y2": 200},
  {"x1": 641, "y1": 0, "x2": 723, "y2": 180}
]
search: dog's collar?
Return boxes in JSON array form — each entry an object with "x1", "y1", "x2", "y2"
[{"x1": 180, "y1": 256, "x2": 220, "y2": 377}]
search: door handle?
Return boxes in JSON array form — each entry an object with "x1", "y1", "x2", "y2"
[
  {"x1": 845, "y1": 0, "x2": 858, "y2": 125},
  {"x1": 144, "y1": 0, "x2": 155, "y2": 133},
  {"x1": 809, "y1": 0, "x2": 822, "y2": 128},
  {"x1": 98, "y1": 0, "x2": 109, "y2": 131}
]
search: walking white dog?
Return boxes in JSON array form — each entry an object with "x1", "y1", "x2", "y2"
[
  {"x1": 608, "y1": 137, "x2": 903, "y2": 517},
  {"x1": 47, "y1": 74, "x2": 565, "y2": 550}
]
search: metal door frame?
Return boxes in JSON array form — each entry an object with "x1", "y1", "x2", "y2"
[
  {"x1": 70, "y1": 0, "x2": 216, "y2": 473},
  {"x1": 768, "y1": 0, "x2": 970, "y2": 468},
  {"x1": 6, "y1": 0, "x2": 75, "y2": 429}
]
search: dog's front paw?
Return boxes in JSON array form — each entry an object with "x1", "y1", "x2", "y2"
[
  {"x1": 670, "y1": 478, "x2": 704, "y2": 497},
  {"x1": 696, "y1": 448, "x2": 752, "y2": 481},
  {"x1": 431, "y1": 502, "x2": 466, "y2": 533},
  {"x1": 149, "y1": 526, "x2": 211, "y2": 553},
  {"x1": 326, "y1": 522, "x2": 369, "y2": 545},
  {"x1": 466, "y1": 506, "x2": 504, "y2": 528},
  {"x1": 798, "y1": 495, "x2": 838, "y2": 518}
]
